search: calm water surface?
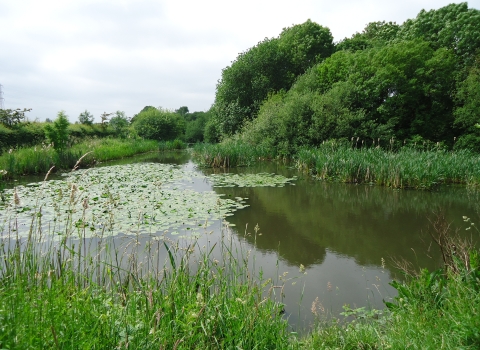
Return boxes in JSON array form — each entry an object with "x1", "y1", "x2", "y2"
[{"x1": 4, "y1": 150, "x2": 480, "y2": 330}]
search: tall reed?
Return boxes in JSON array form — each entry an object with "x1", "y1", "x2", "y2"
[
  {"x1": 0, "y1": 172, "x2": 289, "y2": 348},
  {"x1": 296, "y1": 142, "x2": 480, "y2": 189},
  {"x1": 192, "y1": 140, "x2": 277, "y2": 168}
]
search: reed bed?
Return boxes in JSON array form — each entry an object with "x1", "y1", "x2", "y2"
[
  {"x1": 296, "y1": 143, "x2": 480, "y2": 189},
  {"x1": 0, "y1": 176, "x2": 289, "y2": 349},
  {"x1": 158, "y1": 139, "x2": 187, "y2": 151},
  {"x1": 0, "y1": 138, "x2": 158, "y2": 179},
  {"x1": 192, "y1": 141, "x2": 277, "y2": 168}
]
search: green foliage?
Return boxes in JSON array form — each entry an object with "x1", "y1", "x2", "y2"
[
  {"x1": 175, "y1": 106, "x2": 189, "y2": 117},
  {"x1": 192, "y1": 140, "x2": 277, "y2": 168},
  {"x1": 0, "y1": 192, "x2": 289, "y2": 348},
  {"x1": 68, "y1": 122, "x2": 116, "y2": 140},
  {"x1": 398, "y1": 2, "x2": 480, "y2": 66},
  {"x1": 213, "y1": 20, "x2": 334, "y2": 136},
  {"x1": 184, "y1": 110, "x2": 210, "y2": 143},
  {"x1": 336, "y1": 21, "x2": 400, "y2": 52},
  {"x1": 109, "y1": 110, "x2": 131, "y2": 138},
  {"x1": 0, "y1": 108, "x2": 31, "y2": 126},
  {"x1": 203, "y1": 118, "x2": 221, "y2": 143},
  {"x1": 0, "y1": 138, "x2": 159, "y2": 178},
  {"x1": 242, "y1": 39, "x2": 457, "y2": 151},
  {"x1": 131, "y1": 105, "x2": 156, "y2": 123},
  {"x1": 78, "y1": 109, "x2": 94, "y2": 125},
  {"x1": 295, "y1": 142, "x2": 479, "y2": 189},
  {"x1": 0, "y1": 122, "x2": 45, "y2": 153},
  {"x1": 214, "y1": 3, "x2": 480, "y2": 151},
  {"x1": 44, "y1": 111, "x2": 70, "y2": 151},
  {"x1": 158, "y1": 139, "x2": 187, "y2": 151},
  {"x1": 454, "y1": 56, "x2": 480, "y2": 151},
  {"x1": 133, "y1": 107, "x2": 185, "y2": 141}
]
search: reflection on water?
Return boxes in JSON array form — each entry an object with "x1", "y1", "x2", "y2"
[
  {"x1": 195, "y1": 159, "x2": 480, "y2": 329},
  {"x1": 2, "y1": 150, "x2": 479, "y2": 331}
]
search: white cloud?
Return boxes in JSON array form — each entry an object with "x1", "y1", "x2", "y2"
[{"x1": 0, "y1": 0, "x2": 478, "y2": 122}]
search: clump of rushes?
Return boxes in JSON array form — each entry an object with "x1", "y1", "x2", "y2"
[
  {"x1": 0, "y1": 173, "x2": 289, "y2": 348},
  {"x1": 0, "y1": 138, "x2": 158, "y2": 179},
  {"x1": 158, "y1": 139, "x2": 187, "y2": 151},
  {"x1": 295, "y1": 141, "x2": 480, "y2": 189},
  {"x1": 192, "y1": 140, "x2": 277, "y2": 168}
]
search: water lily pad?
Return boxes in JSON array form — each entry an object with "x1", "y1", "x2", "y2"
[
  {"x1": 0, "y1": 163, "x2": 296, "y2": 240},
  {"x1": 207, "y1": 173, "x2": 296, "y2": 188}
]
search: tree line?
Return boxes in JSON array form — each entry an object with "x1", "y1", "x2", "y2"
[
  {"x1": 208, "y1": 2, "x2": 480, "y2": 153},
  {"x1": 0, "y1": 106, "x2": 212, "y2": 153}
]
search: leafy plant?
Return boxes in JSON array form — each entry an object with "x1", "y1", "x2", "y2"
[
  {"x1": 44, "y1": 111, "x2": 70, "y2": 151},
  {"x1": 0, "y1": 108, "x2": 31, "y2": 126},
  {"x1": 78, "y1": 109, "x2": 94, "y2": 125}
]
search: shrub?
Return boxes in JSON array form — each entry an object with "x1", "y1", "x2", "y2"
[{"x1": 133, "y1": 108, "x2": 185, "y2": 141}]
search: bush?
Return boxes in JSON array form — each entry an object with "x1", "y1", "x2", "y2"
[{"x1": 133, "y1": 108, "x2": 185, "y2": 141}]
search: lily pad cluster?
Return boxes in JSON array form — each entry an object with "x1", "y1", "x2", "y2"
[
  {"x1": 207, "y1": 173, "x2": 297, "y2": 188},
  {"x1": 0, "y1": 163, "x2": 295, "y2": 239}
]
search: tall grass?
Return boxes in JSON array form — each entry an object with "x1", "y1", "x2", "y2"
[
  {"x1": 192, "y1": 140, "x2": 277, "y2": 168},
  {"x1": 158, "y1": 139, "x2": 187, "y2": 151},
  {"x1": 296, "y1": 142, "x2": 480, "y2": 189},
  {"x1": 0, "y1": 138, "x2": 159, "y2": 179},
  {"x1": 2, "y1": 154, "x2": 480, "y2": 348},
  {"x1": 191, "y1": 139, "x2": 480, "y2": 190},
  {"x1": 0, "y1": 175, "x2": 289, "y2": 348}
]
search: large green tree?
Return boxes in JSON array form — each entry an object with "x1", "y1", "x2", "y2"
[
  {"x1": 398, "y1": 2, "x2": 480, "y2": 66},
  {"x1": 240, "y1": 39, "x2": 457, "y2": 154},
  {"x1": 213, "y1": 20, "x2": 334, "y2": 137}
]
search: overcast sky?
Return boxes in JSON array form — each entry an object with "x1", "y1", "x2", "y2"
[{"x1": 1, "y1": 0, "x2": 478, "y2": 122}]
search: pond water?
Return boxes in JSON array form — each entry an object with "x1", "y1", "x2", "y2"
[{"x1": 1, "y1": 150, "x2": 479, "y2": 331}]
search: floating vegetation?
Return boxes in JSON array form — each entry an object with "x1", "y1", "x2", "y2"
[
  {"x1": 0, "y1": 163, "x2": 296, "y2": 239},
  {"x1": 208, "y1": 172, "x2": 297, "y2": 188}
]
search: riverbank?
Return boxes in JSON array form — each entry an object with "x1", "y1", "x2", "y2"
[
  {"x1": 0, "y1": 138, "x2": 159, "y2": 180},
  {"x1": 193, "y1": 140, "x2": 480, "y2": 190},
  {"x1": 1, "y1": 155, "x2": 479, "y2": 348},
  {"x1": 1, "y1": 213, "x2": 478, "y2": 348}
]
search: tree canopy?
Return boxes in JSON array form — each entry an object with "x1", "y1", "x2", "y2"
[
  {"x1": 214, "y1": 3, "x2": 480, "y2": 153},
  {"x1": 78, "y1": 110, "x2": 94, "y2": 125},
  {"x1": 213, "y1": 20, "x2": 334, "y2": 136}
]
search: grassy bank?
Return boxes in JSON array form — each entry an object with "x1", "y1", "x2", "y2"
[
  {"x1": 193, "y1": 140, "x2": 480, "y2": 190},
  {"x1": 1, "y1": 164, "x2": 479, "y2": 348},
  {"x1": 2, "y1": 143, "x2": 480, "y2": 348},
  {"x1": 0, "y1": 172, "x2": 289, "y2": 348},
  {"x1": 0, "y1": 138, "x2": 159, "y2": 179},
  {"x1": 192, "y1": 140, "x2": 277, "y2": 168},
  {"x1": 0, "y1": 231, "x2": 289, "y2": 349}
]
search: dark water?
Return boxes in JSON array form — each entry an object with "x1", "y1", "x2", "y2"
[
  {"x1": 196, "y1": 161, "x2": 480, "y2": 329},
  {"x1": 4, "y1": 150, "x2": 480, "y2": 330}
]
